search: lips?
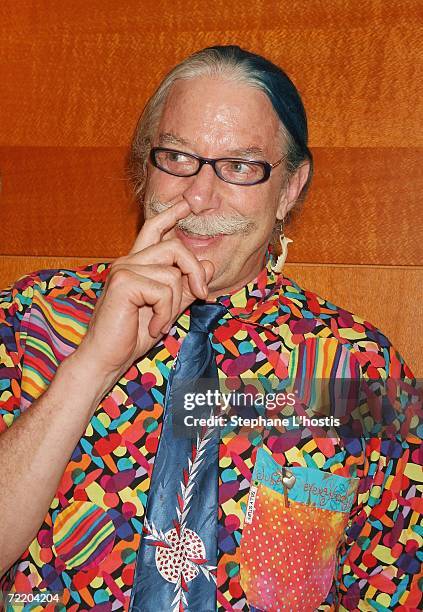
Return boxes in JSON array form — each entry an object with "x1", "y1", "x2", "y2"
[
  {"x1": 176, "y1": 227, "x2": 224, "y2": 249},
  {"x1": 182, "y1": 230, "x2": 218, "y2": 239}
]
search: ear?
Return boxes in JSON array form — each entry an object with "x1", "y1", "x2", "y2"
[{"x1": 276, "y1": 161, "x2": 311, "y2": 220}]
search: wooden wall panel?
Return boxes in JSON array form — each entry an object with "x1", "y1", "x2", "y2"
[
  {"x1": 0, "y1": 1, "x2": 421, "y2": 375},
  {"x1": 0, "y1": 147, "x2": 139, "y2": 257},
  {"x1": 1, "y1": 147, "x2": 421, "y2": 264},
  {"x1": 288, "y1": 147, "x2": 423, "y2": 266},
  {"x1": 0, "y1": 1, "x2": 421, "y2": 147}
]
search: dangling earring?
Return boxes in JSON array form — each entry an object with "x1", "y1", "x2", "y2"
[{"x1": 271, "y1": 218, "x2": 293, "y2": 274}]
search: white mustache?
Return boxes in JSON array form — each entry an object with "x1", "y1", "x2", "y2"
[{"x1": 146, "y1": 198, "x2": 256, "y2": 236}]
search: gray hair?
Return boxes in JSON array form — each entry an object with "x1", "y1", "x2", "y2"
[{"x1": 128, "y1": 46, "x2": 313, "y2": 221}]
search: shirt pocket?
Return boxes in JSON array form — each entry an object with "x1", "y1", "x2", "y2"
[{"x1": 239, "y1": 448, "x2": 359, "y2": 612}]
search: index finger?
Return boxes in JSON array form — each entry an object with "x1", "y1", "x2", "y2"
[{"x1": 129, "y1": 198, "x2": 191, "y2": 254}]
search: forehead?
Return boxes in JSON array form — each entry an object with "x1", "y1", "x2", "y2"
[{"x1": 156, "y1": 76, "x2": 281, "y2": 155}]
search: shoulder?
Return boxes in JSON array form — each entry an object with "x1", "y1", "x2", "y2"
[
  {"x1": 1, "y1": 261, "x2": 112, "y2": 317},
  {"x1": 275, "y1": 273, "x2": 415, "y2": 381},
  {"x1": 8, "y1": 261, "x2": 112, "y2": 300},
  {"x1": 1, "y1": 261, "x2": 112, "y2": 359},
  {"x1": 0, "y1": 262, "x2": 113, "y2": 424},
  {"x1": 275, "y1": 274, "x2": 420, "y2": 440}
]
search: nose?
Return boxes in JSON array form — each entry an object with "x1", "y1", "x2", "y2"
[{"x1": 182, "y1": 163, "x2": 221, "y2": 215}]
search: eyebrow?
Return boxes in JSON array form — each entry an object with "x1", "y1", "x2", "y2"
[
  {"x1": 158, "y1": 132, "x2": 267, "y2": 159},
  {"x1": 158, "y1": 132, "x2": 191, "y2": 148},
  {"x1": 228, "y1": 145, "x2": 266, "y2": 159}
]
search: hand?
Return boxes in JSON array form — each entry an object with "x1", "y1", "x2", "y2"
[{"x1": 74, "y1": 199, "x2": 214, "y2": 387}]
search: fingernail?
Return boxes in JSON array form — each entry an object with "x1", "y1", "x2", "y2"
[
  {"x1": 162, "y1": 323, "x2": 172, "y2": 335},
  {"x1": 202, "y1": 284, "x2": 208, "y2": 298}
]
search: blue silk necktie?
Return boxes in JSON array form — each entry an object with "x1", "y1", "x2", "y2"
[{"x1": 130, "y1": 301, "x2": 227, "y2": 612}]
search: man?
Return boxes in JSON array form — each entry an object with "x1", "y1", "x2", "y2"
[{"x1": 0, "y1": 46, "x2": 421, "y2": 611}]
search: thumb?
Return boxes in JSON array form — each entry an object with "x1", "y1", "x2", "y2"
[
  {"x1": 200, "y1": 259, "x2": 215, "y2": 287},
  {"x1": 179, "y1": 259, "x2": 216, "y2": 312}
]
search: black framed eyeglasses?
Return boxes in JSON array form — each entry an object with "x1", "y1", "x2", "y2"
[{"x1": 149, "y1": 147, "x2": 285, "y2": 186}]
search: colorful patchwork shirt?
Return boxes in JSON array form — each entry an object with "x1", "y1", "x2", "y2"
[{"x1": 0, "y1": 260, "x2": 421, "y2": 611}]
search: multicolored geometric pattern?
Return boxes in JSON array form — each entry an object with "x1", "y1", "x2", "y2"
[
  {"x1": 0, "y1": 259, "x2": 422, "y2": 611},
  {"x1": 52, "y1": 502, "x2": 116, "y2": 571}
]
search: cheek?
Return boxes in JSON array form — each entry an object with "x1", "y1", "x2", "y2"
[
  {"x1": 145, "y1": 169, "x2": 184, "y2": 200},
  {"x1": 239, "y1": 186, "x2": 279, "y2": 228}
]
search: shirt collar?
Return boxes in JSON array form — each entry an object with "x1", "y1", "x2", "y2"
[
  {"x1": 216, "y1": 255, "x2": 283, "y2": 325},
  {"x1": 174, "y1": 254, "x2": 283, "y2": 336},
  {"x1": 100, "y1": 251, "x2": 281, "y2": 323}
]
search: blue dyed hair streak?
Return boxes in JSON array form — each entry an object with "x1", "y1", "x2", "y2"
[{"x1": 205, "y1": 45, "x2": 310, "y2": 159}]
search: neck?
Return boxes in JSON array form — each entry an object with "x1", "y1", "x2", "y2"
[{"x1": 206, "y1": 254, "x2": 267, "y2": 301}]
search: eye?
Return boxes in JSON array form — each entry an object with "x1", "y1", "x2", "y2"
[
  {"x1": 228, "y1": 161, "x2": 250, "y2": 174},
  {"x1": 167, "y1": 151, "x2": 189, "y2": 163},
  {"x1": 219, "y1": 160, "x2": 263, "y2": 183},
  {"x1": 154, "y1": 149, "x2": 198, "y2": 176}
]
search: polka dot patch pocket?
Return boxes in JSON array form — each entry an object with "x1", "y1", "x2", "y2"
[{"x1": 239, "y1": 448, "x2": 359, "y2": 612}]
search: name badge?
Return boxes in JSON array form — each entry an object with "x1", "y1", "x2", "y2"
[{"x1": 244, "y1": 483, "x2": 259, "y2": 524}]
